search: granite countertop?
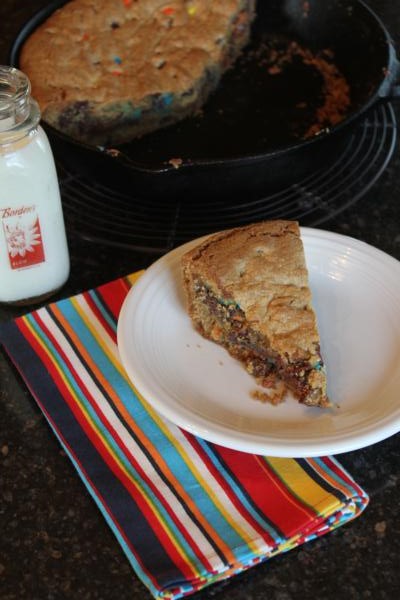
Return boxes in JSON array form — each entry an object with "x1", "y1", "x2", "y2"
[{"x1": 1, "y1": 1, "x2": 400, "y2": 599}]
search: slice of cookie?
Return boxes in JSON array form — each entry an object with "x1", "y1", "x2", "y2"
[
  {"x1": 20, "y1": 0, "x2": 255, "y2": 145},
  {"x1": 181, "y1": 220, "x2": 329, "y2": 407}
]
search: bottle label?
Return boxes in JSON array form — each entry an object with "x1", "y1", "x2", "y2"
[{"x1": 1, "y1": 205, "x2": 45, "y2": 270}]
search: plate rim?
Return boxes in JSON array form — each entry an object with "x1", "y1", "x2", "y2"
[{"x1": 117, "y1": 227, "x2": 400, "y2": 457}]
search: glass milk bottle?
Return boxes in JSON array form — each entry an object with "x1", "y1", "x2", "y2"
[{"x1": 0, "y1": 66, "x2": 70, "y2": 305}]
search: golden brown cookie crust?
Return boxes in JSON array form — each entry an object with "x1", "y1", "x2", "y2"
[
  {"x1": 182, "y1": 221, "x2": 318, "y2": 359},
  {"x1": 181, "y1": 220, "x2": 329, "y2": 407},
  {"x1": 20, "y1": 0, "x2": 255, "y2": 144}
]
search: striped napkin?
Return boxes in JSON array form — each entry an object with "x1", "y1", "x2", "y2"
[{"x1": 0, "y1": 272, "x2": 369, "y2": 600}]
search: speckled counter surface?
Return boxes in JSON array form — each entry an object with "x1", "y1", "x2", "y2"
[{"x1": 1, "y1": 1, "x2": 400, "y2": 599}]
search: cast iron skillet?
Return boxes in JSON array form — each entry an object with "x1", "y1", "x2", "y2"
[{"x1": 10, "y1": 0, "x2": 400, "y2": 200}]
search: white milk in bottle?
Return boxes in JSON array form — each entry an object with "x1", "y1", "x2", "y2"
[{"x1": 0, "y1": 66, "x2": 70, "y2": 304}]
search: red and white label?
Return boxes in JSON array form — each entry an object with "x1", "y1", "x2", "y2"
[{"x1": 1, "y1": 205, "x2": 46, "y2": 270}]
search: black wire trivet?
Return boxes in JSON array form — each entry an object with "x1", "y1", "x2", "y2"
[{"x1": 59, "y1": 103, "x2": 397, "y2": 255}]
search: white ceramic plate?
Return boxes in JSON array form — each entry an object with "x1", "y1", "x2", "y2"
[{"x1": 117, "y1": 228, "x2": 400, "y2": 457}]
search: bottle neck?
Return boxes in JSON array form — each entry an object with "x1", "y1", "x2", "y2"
[{"x1": 0, "y1": 66, "x2": 40, "y2": 142}]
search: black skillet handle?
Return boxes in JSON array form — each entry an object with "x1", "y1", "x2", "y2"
[
  {"x1": 389, "y1": 60, "x2": 400, "y2": 99},
  {"x1": 392, "y1": 87, "x2": 400, "y2": 99},
  {"x1": 390, "y1": 76, "x2": 400, "y2": 99},
  {"x1": 380, "y1": 48, "x2": 400, "y2": 101}
]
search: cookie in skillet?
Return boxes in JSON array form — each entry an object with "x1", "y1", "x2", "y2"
[{"x1": 20, "y1": 0, "x2": 255, "y2": 145}]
